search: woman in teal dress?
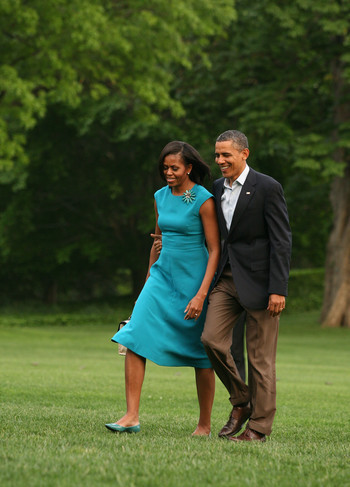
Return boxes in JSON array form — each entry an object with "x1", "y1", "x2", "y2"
[{"x1": 106, "y1": 141, "x2": 220, "y2": 436}]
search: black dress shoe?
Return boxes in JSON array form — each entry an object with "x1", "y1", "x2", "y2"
[
  {"x1": 218, "y1": 404, "x2": 251, "y2": 438},
  {"x1": 228, "y1": 427, "x2": 266, "y2": 442}
]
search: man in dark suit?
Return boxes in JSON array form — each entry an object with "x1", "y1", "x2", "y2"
[{"x1": 201, "y1": 130, "x2": 292, "y2": 442}]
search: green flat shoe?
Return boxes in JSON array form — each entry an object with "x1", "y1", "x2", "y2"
[{"x1": 105, "y1": 423, "x2": 140, "y2": 433}]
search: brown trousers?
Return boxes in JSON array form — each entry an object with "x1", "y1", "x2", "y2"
[{"x1": 201, "y1": 266, "x2": 279, "y2": 436}]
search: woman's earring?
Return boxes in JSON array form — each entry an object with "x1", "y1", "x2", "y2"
[{"x1": 187, "y1": 172, "x2": 190, "y2": 175}]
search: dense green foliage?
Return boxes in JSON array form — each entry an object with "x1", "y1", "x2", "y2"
[
  {"x1": 0, "y1": 0, "x2": 235, "y2": 184},
  {"x1": 287, "y1": 268, "x2": 325, "y2": 313},
  {"x1": 0, "y1": 0, "x2": 236, "y2": 300},
  {"x1": 0, "y1": 0, "x2": 349, "y2": 302},
  {"x1": 1, "y1": 308, "x2": 349, "y2": 486}
]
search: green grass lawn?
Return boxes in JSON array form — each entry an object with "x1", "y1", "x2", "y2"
[{"x1": 1, "y1": 305, "x2": 349, "y2": 487}]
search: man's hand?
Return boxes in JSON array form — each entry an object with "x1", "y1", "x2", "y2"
[
  {"x1": 150, "y1": 233, "x2": 162, "y2": 254},
  {"x1": 267, "y1": 294, "x2": 285, "y2": 317}
]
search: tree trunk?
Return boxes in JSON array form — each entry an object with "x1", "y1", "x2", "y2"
[
  {"x1": 321, "y1": 49, "x2": 350, "y2": 328},
  {"x1": 321, "y1": 164, "x2": 350, "y2": 327}
]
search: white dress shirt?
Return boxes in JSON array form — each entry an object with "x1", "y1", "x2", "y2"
[{"x1": 221, "y1": 164, "x2": 250, "y2": 231}]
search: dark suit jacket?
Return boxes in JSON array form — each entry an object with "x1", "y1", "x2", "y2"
[{"x1": 213, "y1": 168, "x2": 292, "y2": 310}]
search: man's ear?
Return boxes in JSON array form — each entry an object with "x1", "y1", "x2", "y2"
[{"x1": 242, "y1": 148, "x2": 249, "y2": 161}]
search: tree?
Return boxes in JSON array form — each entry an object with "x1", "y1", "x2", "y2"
[
  {"x1": 0, "y1": 0, "x2": 236, "y2": 300},
  {"x1": 0, "y1": 0, "x2": 236, "y2": 185},
  {"x1": 174, "y1": 0, "x2": 350, "y2": 327},
  {"x1": 255, "y1": 1, "x2": 350, "y2": 327}
]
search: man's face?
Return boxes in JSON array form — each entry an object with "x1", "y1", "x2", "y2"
[{"x1": 215, "y1": 141, "x2": 249, "y2": 184}]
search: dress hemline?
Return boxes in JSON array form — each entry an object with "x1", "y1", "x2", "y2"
[{"x1": 111, "y1": 338, "x2": 212, "y2": 369}]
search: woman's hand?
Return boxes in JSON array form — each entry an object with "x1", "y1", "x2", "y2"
[
  {"x1": 150, "y1": 234, "x2": 162, "y2": 255},
  {"x1": 184, "y1": 294, "x2": 206, "y2": 320}
]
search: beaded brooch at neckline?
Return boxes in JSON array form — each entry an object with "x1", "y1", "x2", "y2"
[{"x1": 182, "y1": 188, "x2": 196, "y2": 204}]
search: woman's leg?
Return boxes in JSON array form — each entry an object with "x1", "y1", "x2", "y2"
[
  {"x1": 115, "y1": 349, "x2": 146, "y2": 426},
  {"x1": 192, "y1": 367, "x2": 215, "y2": 436}
]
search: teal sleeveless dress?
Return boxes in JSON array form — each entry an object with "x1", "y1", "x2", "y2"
[{"x1": 112, "y1": 184, "x2": 212, "y2": 368}]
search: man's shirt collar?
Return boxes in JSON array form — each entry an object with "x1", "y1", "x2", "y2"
[{"x1": 224, "y1": 164, "x2": 250, "y2": 189}]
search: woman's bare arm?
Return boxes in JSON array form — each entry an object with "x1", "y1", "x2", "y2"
[
  {"x1": 145, "y1": 200, "x2": 162, "y2": 281},
  {"x1": 184, "y1": 198, "x2": 220, "y2": 320}
]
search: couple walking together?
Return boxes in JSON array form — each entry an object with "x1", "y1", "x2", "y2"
[{"x1": 106, "y1": 130, "x2": 292, "y2": 442}]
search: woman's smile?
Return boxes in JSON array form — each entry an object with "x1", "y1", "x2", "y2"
[{"x1": 163, "y1": 153, "x2": 192, "y2": 194}]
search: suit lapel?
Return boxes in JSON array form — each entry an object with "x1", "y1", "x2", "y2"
[
  {"x1": 214, "y1": 179, "x2": 228, "y2": 238},
  {"x1": 228, "y1": 169, "x2": 256, "y2": 235}
]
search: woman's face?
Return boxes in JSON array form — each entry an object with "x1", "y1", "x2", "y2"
[{"x1": 163, "y1": 153, "x2": 192, "y2": 191}]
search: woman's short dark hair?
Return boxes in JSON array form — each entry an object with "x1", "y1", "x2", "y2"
[{"x1": 158, "y1": 141, "x2": 211, "y2": 185}]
